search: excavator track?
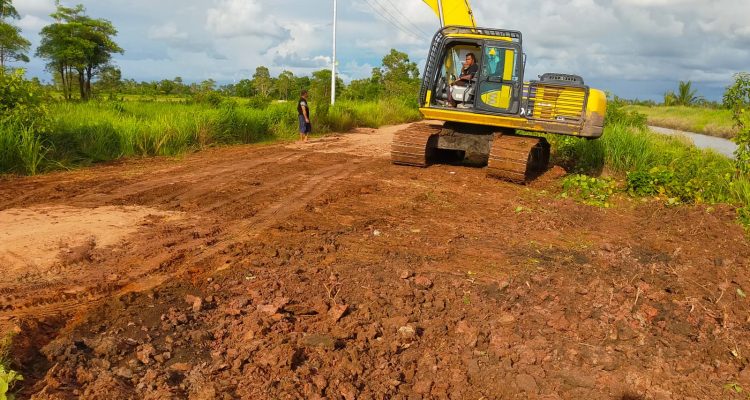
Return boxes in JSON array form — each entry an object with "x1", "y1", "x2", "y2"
[
  {"x1": 487, "y1": 134, "x2": 550, "y2": 183},
  {"x1": 391, "y1": 123, "x2": 442, "y2": 167}
]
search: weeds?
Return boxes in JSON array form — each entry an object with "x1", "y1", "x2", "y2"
[
  {"x1": 17, "y1": 127, "x2": 47, "y2": 175},
  {"x1": 561, "y1": 175, "x2": 617, "y2": 207},
  {"x1": 0, "y1": 332, "x2": 22, "y2": 400}
]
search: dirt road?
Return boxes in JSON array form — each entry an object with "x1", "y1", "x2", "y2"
[{"x1": 1, "y1": 124, "x2": 749, "y2": 399}]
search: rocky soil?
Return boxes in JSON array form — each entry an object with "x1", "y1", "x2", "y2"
[{"x1": 1, "y1": 125, "x2": 749, "y2": 399}]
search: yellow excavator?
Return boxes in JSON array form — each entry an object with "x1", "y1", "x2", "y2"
[{"x1": 392, "y1": 0, "x2": 607, "y2": 182}]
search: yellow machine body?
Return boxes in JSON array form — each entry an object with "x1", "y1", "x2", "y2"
[{"x1": 417, "y1": 25, "x2": 607, "y2": 139}]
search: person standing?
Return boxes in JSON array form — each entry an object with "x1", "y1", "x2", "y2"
[{"x1": 297, "y1": 90, "x2": 311, "y2": 142}]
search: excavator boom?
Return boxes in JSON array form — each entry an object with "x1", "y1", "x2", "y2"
[{"x1": 422, "y1": 0, "x2": 476, "y2": 27}]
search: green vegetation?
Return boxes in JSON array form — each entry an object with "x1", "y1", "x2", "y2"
[
  {"x1": 547, "y1": 98, "x2": 750, "y2": 228},
  {"x1": 36, "y1": 3, "x2": 122, "y2": 101},
  {"x1": 0, "y1": 0, "x2": 30, "y2": 69},
  {"x1": 561, "y1": 175, "x2": 617, "y2": 207},
  {"x1": 1, "y1": 33, "x2": 424, "y2": 176},
  {"x1": 0, "y1": 332, "x2": 22, "y2": 400},
  {"x1": 724, "y1": 72, "x2": 750, "y2": 173},
  {"x1": 663, "y1": 80, "x2": 702, "y2": 107},
  {"x1": 0, "y1": 69, "x2": 50, "y2": 175},
  {"x1": 624, "y1": 105, "x2": 736, "y2": 138},
  {"x1": 0, "y1": 93, "x2": 420, "y2": 174}
]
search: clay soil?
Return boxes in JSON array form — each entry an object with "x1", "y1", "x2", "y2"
[{"x1": 1, "y1": 124, "x2": 750, "y2": 399}]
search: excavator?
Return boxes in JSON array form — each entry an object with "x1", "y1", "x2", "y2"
[{"x1": 391, "y1": 0, "x2": 607, "y2": 182}]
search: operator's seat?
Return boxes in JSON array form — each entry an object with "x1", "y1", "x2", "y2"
[{"x1": 450, "y1": 78, "x2": 477, "y2": 108}]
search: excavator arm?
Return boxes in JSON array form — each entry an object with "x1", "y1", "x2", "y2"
[{"x1": 422, "y1": 0, "x2": 476, "y2": 28}]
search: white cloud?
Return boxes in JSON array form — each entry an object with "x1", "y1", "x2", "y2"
[
  {"x1": 148, "y1": 23, "x2": 188, "y2": 40},
  {"x1": 17, "y1": 14, "x2": 47, "y2": 31},
  {"x1": 13, "y1": 0, "x2": 55, "y2": 16},
  {"x1": 205, "y1": 0, "x2": 286, "y2": 39}
]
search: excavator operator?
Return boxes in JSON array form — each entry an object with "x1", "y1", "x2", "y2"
[{"x1": 449, "y1": 53, "x2": 478, "y2": 107}]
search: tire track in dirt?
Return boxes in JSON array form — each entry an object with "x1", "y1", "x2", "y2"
[{"x1": 0, "y1": 132, "x2": 373, "y2": 332}]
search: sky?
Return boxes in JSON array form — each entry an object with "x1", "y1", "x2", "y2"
[{"x1": 10, "y1": 0, "x2": 750, "y2": 101}]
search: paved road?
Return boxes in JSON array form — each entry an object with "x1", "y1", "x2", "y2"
[{"x1": 649, "y1": 125, "x2": 737, "y2": 158}]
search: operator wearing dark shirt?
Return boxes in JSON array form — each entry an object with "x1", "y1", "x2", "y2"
[
  {"x1": 458, "y1": 53, "x2": 479, "y2": 83},
  {"x1": 449, "y1": 52, "x2": 478, "y2": 107}
]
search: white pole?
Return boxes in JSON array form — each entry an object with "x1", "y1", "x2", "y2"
[{"x1": 331, "y1": 0, "x2": 337, "y2": 105}]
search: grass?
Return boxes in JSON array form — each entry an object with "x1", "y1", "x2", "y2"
[
  {"x1": 0, "y1": 98, "x2": 420, "y2": 175},
  {"x1": 543, "y1": 103, "x2": 749, "y2": 225},
  {"x1": 624, "y1": 105, "x2": 737, "y2": 139}
]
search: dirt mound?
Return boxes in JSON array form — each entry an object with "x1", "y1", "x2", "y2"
[{"x1": 1, "y1": 124, "x2": 749, "y2": 399}]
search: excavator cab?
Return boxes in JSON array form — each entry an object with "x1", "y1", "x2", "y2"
[
  {"x1": 392, "y1": 26, "x2": 608, "y2": 183},
  {"x1": 434, "y1": 38, "x2": 523, "y2": 115}
]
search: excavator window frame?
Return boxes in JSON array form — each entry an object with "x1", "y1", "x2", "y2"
[
  {"x1": 420, "y1": 26, "x2": 526, "y2": 115},
  {"x1": 424, "y1": 37, "x2": 525, "y2": 115}
]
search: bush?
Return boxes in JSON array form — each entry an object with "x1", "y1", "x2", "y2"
[
  {"x1": 0, "y1": 69, "x2": 50, "y2": 128},
  {"x1": 246, "y1": 95, "x2": 271, "y2": 110},
  {"x1": 723, "y1": 72, "x2": 750, "y2": 173},
  {"x1": 191, "y1": 91, "x2": 224, "y2": 107},
  {"x1": 0, "y1": 70, "x2": 51, "y2": 174}
]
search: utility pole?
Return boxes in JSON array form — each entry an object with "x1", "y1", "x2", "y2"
[{"x1": 331, "y1": 0, "x2": 337, "y2": 105}]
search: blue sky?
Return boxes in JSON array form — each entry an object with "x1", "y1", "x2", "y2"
[{"x1": 11, "y1": 0, "x2": 750, "y2": 101}]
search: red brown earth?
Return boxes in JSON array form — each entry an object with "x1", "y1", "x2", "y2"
[{"x1": 1, "y1": 124, "x2": 749, "y2": 399}]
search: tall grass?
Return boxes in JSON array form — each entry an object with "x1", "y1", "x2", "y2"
[
  {"x1": 0, "y1": 98, "x2": 420, "y2": 175},
  {"x1": 549, "y1": 102, "x2": 747, "y2": 212}
]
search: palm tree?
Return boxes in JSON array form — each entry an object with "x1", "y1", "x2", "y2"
[
  {"x1": 675, "y1": 81, "x2": 701, "y2": 106},
  {"x1": 663, "y1": 90, "x2": 677, "y2": 106}
]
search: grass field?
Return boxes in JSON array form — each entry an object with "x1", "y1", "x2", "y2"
[
  {"x1": 0, "y1": 98, "x2": 421, "y2": 174},
  {"x1": 625, "y1": 105, "x2": 737, "y2": 138}
]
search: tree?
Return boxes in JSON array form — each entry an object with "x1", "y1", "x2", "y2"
[
  {"x1": 199, "y1": 79, "x2": 215, "y2": 92},
  {"x1": 663, "y1": 91, "x2": 677, "y2": 106},
  {"x1": 0, "y1": 0, "x2": 20, "y2": 19},
  {"x1": 0, "y1": 0, "x2": 30, "y2": 68},
  {"x1": 378, "y1": 49, "x2": 420, "y2": 98},
  {"x1": 234, "y1": 78, "x2": 254, "y2": 97},
  {"x1": 344, "y1": 69, "x2": 383, "y2": 101},
  {"x1": 276, "y1": 70, "x2": 295, "y2": 100},
  {"x1": 95, "y1": 65, "x2": 121, "y2": 93},
  {"x1": 252, "y1": 66, "x2": 273, "y2": 97},
  {"x1": 675, "y1": 81, "x2": 701, "y2": 106},
  {"x1": 309, "y1": 69, "x2": 344, "y2": 115},
  {"x1": 156, "y1": 78, "x2": 175, "y2": 95},
  {"x1": 724, "y1": 72, "x2": 750, "y2": 173},
  {"x1": 36, "y1": 3, "x2": 123, "y2": 100}
]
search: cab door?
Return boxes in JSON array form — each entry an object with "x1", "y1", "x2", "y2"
[{"x1": 476, "y1": 43, "x2": 523, "y2": 114}]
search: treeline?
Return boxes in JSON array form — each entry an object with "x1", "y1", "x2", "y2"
[
  {"x1": 618, "y1": 80, "x2": 728, "y2": 109},
  {"x1": 95, "y1": 48, "x2": 421, "y2": 105}
]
